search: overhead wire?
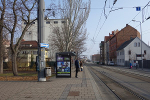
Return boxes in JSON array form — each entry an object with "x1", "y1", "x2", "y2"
[
  {"x1": 92, "y1": 10, "x2": 104, "y2": 40},
  {"x1": 86, "y1": 3, "x2": 105, "y2": 53},
  {"x1": 87, "y1": 0, "x2": 115, "y2": 54},
  {"x1": 86, "y1": 1, "x2": 150, "y2": 55},
  {"x1": 94, "y1": 5, "x2": 115, "y2": 40},
  {"x1": 126, "y1": 1, "x2": 150, "y2": 38}
]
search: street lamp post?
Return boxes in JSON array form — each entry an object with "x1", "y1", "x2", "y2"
[
  {"x1": 37, "y1": 0, "x2": 46, "y2": 81},
  {"x1": 132, "y1": 20, "x2": 143, "y2": 70}
]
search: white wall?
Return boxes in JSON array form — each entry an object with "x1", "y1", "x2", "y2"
[
  {"x1": 117, "y1": 37, "x2": 150, "y2": 66},
  {"x1": 22, "y1": 21, "x2": 38, "y2": 41},
  {"x1": 117, "y1": 49, "x2": 125, "y2": 66},
  {"x1": 22, "y1": 19, "x2": 66, "y2": 61},
  {"x1": 124, "y1": 37, "x2": 150, "y2": 61}
]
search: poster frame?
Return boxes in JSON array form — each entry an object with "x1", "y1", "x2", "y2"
[{"x1": 56, "y1": 52, "x2": 75, "y2": 78}]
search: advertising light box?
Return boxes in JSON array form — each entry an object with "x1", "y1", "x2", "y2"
[
  {"x1": 56, "y1": 52, "x2": 76, "y2": 78},
  {"x1": 56, "y1": 55, "x2": 71, "y2": 78}
]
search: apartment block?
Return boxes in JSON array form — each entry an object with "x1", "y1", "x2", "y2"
[{"x1": 22, "y1": 18, "x2": 67, "y2": 61}]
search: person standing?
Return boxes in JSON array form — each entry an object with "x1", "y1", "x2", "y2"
[
  {"x1": 130, "y1": 61, "x2": 132, "y2": 69},
  {"x1": 75, "y1": 58, "x2": 79, "y2": 78},
  {"x1": 136, "y1": 61, "x2": 138, "y2": 69},
  {"x1": 80, "y1": 60, "x2": 83, "y2": 71}
]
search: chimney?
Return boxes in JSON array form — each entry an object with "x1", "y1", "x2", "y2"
[{"x1": 112, "y1": 31, "x2": 114, "y2": 35}]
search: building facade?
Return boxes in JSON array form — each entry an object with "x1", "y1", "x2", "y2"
[
  {"x1": 104, "y1": 31, "x2": 115, "y2": 65},
  {"x1": 117, "y1": 37, "x2": 150, "y2": 68},
  {"x1": 22, "y1": 18, "x2": 67, "y2": 61},
  {"x1": 100, "y1": 41, "x2": 104, "y2": 64},
  {"x1": 91, "y1": 54, "x2": 100, "y2": 63},
  {"x1": 109, "y1": 24, "x2": 141, "y2": 64},
  {"x1": 18, "y1": 40, "x2": 48, "y2": 68},
  {"x1": 3, "y1": 40, "x2": 10, "y2": 62}
]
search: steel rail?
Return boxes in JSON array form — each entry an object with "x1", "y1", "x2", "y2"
[
  {"x1": 89, "y1": 66, "x2": 148, "y2": 100},
  {"x1": 88, "y1": 67, "x2": 121, "y2": 100}
]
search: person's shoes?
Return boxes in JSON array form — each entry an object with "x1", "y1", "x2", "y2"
[{"x1": 75, "y1": 76, "x2": 78, "y2": 78}]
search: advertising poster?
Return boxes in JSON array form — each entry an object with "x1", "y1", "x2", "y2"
[{"x1": 56, "y1": 56, "x2": 71, "y2": 77}]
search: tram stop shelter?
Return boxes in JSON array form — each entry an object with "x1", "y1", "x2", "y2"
[{"x1": 56, "y1": 52, "x2": 76, "y2": 78}]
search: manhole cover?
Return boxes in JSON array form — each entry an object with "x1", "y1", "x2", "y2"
[
  {"x1": 25, "y1": 96, "x2": 32, "y2": 98},
  {"x1": 68, "y1": 91, "x2": 80, "y2": 96}
]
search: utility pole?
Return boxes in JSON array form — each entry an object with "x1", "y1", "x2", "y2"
[{"x1": 37, "y1": 0, "x2": 46, "y2": 81}]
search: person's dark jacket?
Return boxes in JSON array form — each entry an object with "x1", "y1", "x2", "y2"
[{"x1": 75, "y1": 60, "x2": 79, "y2": 68}]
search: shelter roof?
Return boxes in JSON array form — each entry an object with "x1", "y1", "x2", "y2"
[{"x1": 56, "y1": 52, "x2": 76, "y2": 56}]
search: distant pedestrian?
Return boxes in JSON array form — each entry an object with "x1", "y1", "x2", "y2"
[
  {"x1": 136, "y1": 61, "x2": 138, "y2": 69},
  {"x1": 75, "y1": 58, "x2": 79, "y2": 78},
  {"x1": 130, "y1": 62, "x2": 132, "y2": 69},
  {"x1": 80, "y1": 60, "x2": 83, "y2": 71}
]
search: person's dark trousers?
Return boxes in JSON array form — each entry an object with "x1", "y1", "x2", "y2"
[{"x1": 75, "y1": 68, "x2": 78, "y2": 78}]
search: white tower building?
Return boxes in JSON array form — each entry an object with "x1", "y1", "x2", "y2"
[{"x1": 22, "y1": 18, "x2": 67, "y2": 61}]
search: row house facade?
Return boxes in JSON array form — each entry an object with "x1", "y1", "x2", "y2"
[
  {"x1": 100, "y1": 41, "x2": 104, "y2": 64},
  {"x1": 18, "y1": 40, "x2": 48, "y2": 68},
  {"x1": 109, "y1": 24, "x2": 140, "y2": 64},
  {"x1": 104, "y1": 31, "x2": 117, "y2": 64},
  {"x1": 117, "y1": 37, "x2": 150, "y2": 68},
  {"x1": 91, "y1": 54, "x2": 100, "y2": 63},
  {"x1": 100, "y1": 24, "x2": 141, "y2": 65}
]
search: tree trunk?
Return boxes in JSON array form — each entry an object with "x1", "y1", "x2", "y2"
[
  {"x1": 0, "y1": 0, "x2": 6, "y2": 74},
  {"x1": 12, "y1": 52, "x2": 18, "y2": 76},
  {"x1": 0, "y1": 26, "x2": 3, "y2": 74},
  {"x1": 0, "y1": 53, "x2": 3, "y2": 74}
]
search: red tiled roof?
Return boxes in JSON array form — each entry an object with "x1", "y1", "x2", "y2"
[
  {"x1": 20, "y1": 41, "x2": 49, "y2": 51},
  {"x1": 20, "y1": 41, "x2": 38, "y2": 47}
]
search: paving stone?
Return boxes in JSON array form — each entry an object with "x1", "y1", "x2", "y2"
[{"x1": 0, "y1": 66, "x2": 99, "y2": 100}]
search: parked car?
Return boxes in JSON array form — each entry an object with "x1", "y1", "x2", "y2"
[
  {"x1": 94, "y1": 61, "x2": 99, "y2": 64},
  {"x1": 108, "y1": 61, "x2": 114, "y2": 66}
]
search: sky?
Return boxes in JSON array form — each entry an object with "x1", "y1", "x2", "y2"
[{"x1": 44, "y1": 0, "x2": 150, "y2": 59}]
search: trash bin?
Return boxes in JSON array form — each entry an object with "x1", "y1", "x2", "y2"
[{"x1": 45, "y1": 67, "x2": 51, "y2": 76}]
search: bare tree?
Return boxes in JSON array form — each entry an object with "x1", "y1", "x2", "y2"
[
  {"x1": 0, "y1": 0, "x2": 6, "y2": 74},
  {"x1": 0, "y1": 0, "x2": 37, "y2": 76},
  {"x1": 48, "y1": 0, "x2": 90, "y2": 54}
]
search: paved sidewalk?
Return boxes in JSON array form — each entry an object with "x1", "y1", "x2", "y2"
[{"x1": 0, "y1": 66, "x2": 101, "y2": 100}]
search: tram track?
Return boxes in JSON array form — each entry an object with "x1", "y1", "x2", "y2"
[
  {"x1": 88, "y1": 66, "x2": 148, "y2": 100},
  {"x1": 101, "y1": 66, "x2": 150, "y2": 83}
]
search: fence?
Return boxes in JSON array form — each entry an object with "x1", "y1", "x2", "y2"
[{"x1": 125, "y1": 60, "x2": 150, "y2": 69}]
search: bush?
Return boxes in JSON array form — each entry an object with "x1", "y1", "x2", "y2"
[
  {"x1": 3, "y1": 62, "x2": 9, "y2": 69},
  {"x1": 46, "y1": 61, "x2": 56, "y2": 67}
]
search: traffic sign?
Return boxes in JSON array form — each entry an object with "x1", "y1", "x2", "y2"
[
  {"x1": 40, "y1": 43, "x2": 49, "y2": 48},
  {"x1": 136, "y1": 7, "x2": 141, "y2": 11}
]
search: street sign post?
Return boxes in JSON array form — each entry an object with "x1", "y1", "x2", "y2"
[
  {"x1": 37, "y1": 0, "x2": 46, "y2": 82},
  {"x1": 40, "y1": 43, "x2": 49, "y2": 48}
]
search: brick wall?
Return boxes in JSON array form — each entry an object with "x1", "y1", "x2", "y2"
[
  {"x1": 116, "y1": 24, "x2": 140, "y2": 49},
  {"x1": 109, "y1": 24, "x2": 141, "y2": 62}
]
